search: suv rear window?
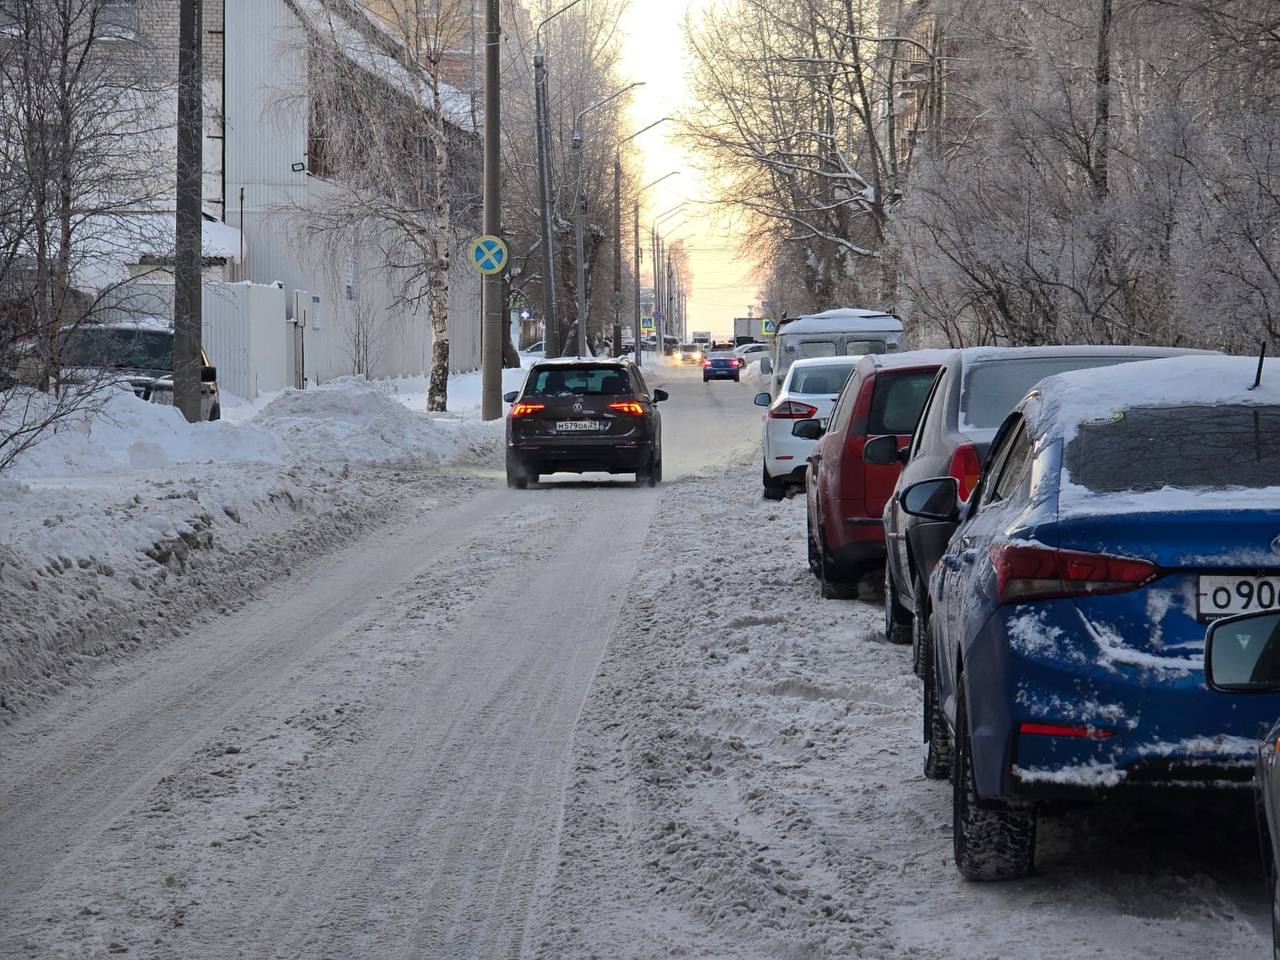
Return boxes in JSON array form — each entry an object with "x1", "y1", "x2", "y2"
[
  {"x1": 61, "y1": 327, "x2": 173, "y2": 370},
  {"x1": 526, "y1": 366, "x2": 632, "y2": 396},
  {"x1": 846, "y1": 339, "x2": 886, "y2": 356},
  {"x1": 789, "y1": 363, "x2": 853, "y2": 396},
  {"x1": 868, "y1": 369, "x2": 937, "y2": 435},
  {"x1": 962, "y1": 357, "x2": 1136, "y2": 429},
  {"x1": 1064, "y1": 404, "x2": 1280, "y2": 492}
]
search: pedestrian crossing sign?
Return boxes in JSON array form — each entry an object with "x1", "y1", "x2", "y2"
[{"x1": 762, "y1": 318, "x2": 777, "y2": 336}]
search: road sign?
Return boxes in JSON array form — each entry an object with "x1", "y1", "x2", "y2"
[
  {"x1": 762, "y1": 317, "x2": 777, "y2": 336},
  {"x1": 640, "y1": 315, "x2": 655, "y2": 334},
  {"x1": 469, "y1": 235, "x2": 508, "y2": 275}
]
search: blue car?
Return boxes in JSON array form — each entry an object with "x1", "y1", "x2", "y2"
[
  {"x1": 901, "y1": 355, "x2": 1280, "y2": 880},
  {"x1": 702, "y1": 351, "x2": 743, "y2": 382}
]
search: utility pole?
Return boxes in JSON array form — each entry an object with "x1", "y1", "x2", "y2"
[
  {"x1": 480, "y1": 0, "x2": 502, "y2": 419},
  {"x1": 632, "y1": 197, "x2": 641, "y2": 367},
  {"x1": 533, "y1": 47, "x2": 559, "y2": 358},
  {"x1": 611, "y1": 156, "x2": 622, "y2": 357},
  {"x1": 173, "y1": 0, "x2": 202, "y2": 423}
]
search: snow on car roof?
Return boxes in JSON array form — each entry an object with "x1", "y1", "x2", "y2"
[
  {"x1": 953, "y1": 344, "x2": 1209, "y2": 367},
  {"x1": 777, "y1": 310, "x2": 902, "y2": 335},
  {"x1": 786, "y1": 355, "x2": 863, "y2": 370},
  {"x1": 83, "y1": 315, "x2": 175, "y2": 333},
  {"x1": 530, "y1": 356, "x2": 632, "y2": 367},
  {"x1": 1036, "y1": 355, "x2": 1280, "y2": 436},
  {"x1": 864, "y1": 348, "x2": 952, "y2": 369}
]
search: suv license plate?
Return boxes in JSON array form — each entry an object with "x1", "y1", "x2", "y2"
[
  {"x1": 1197, "y1": 575, "x2": 1280, "y2": 621},
  {"x1": 556, "y1": 420, "x2": 606, "y2": 432}
]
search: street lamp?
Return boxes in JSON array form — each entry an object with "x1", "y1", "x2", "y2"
[
  {"x1": 572, "y1": 81, "x2": 644, "y2": 357},
  {"x1": 631, "y1": 170, "x2": 678, "y2": 364},
  {"x1": 612, "y1": 117, "x2": 669, "y2": 360},
  {"x1": 533, "y1": 0, "x2": 586, "y2": 359},
  {"x1": 650, "y1": 204, "x2": 686, "y2": 350}
]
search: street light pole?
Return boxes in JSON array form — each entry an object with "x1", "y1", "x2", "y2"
[
  {"x1": 571, "y1": 82, "x2": 643, "y2": 358},
  {"x1": 532, "y1": 0, "x2": 585, "y2": 359},
  {"x1": 612, "y1": 119, "x2": 669, "y2": 360},
  {"x1": 480, "y1": 0, "x2": 502, "y2": 420},
  {"x1": 632, "y1": 197, "x2": 641, "y2": 366},
  {"x1": 174, "y1": 0, "x2": 202, "y2": 423}
]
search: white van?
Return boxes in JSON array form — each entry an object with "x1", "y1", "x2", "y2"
[{"x1": 759, "y1": 308, "x2": 903, "y2": 396}]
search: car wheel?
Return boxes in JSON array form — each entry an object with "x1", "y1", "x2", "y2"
[
  {"x1": 953, "y1": 683, "x2": 1037, "y2": 881},
  {"x1": 884, "y1": 564, "x2": 912, "y2": 645},
  {"x1": 733, "y1": 374, "x2": 740, "y2": 382},
  {"x1": 922, "y1": 630, "x2": 952, "y2": 781},
  {"x1": 703, "y1": 375, "x2": 709, "y2": 383},
  {"x1": 817, "y1": 526, "x2": 857, "y2": 600},
  {"x1": 505, "y1": 451, "x2": 529, "y2": 490},
  {"x1": 209, "y1": 403, "x2": 221, "y2": 422},
  {"x1": 762, "y1": 464, "x2": 786, "y2": 501},
  {"x1": 637, "y1": 454, "x2": 659, "y2": 487},
  {"x1": 1271, "y1": 861, "x2": 1280, "y2": 960},
  {"x1": 911, "y1": 574, "x2": 928, "y2": 677},
  {"x1": 807, "y1": 511, "x2": 822, "y2": 577}
]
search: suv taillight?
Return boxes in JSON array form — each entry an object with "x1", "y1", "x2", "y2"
[
  {"x1": 511, "y1": 402, "x2": 545, "y2": 417},
  {"x1": 769, "y1": 400, "x2": 819, "y2": 420},
  {"x1": 947, "y1": 442, "x2": 982, "y2": 501},
  {"x1": 991, "y1": 543, "x2": 1157, "y2": 604}
]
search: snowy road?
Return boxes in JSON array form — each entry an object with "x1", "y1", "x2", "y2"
[{"x1": 2, "y1": 362, "x2": 1270, "y2": 959}]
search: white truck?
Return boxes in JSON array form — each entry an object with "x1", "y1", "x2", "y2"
[
  {"x1": 758, "y1": 308, "x2": 904, "y2": 398},
  {"x1": 691, "y1": 331, "x2": 712, "y2": 347},
  {"x1": 733, "y1": 317, "x2": 757, "y2": 345}
]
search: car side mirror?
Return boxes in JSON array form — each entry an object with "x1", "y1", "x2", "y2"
[
  {"x1": 753, "y1": 392, "x2": 771, "y2": 407},
  {"x1": 201, "y1": 365, "x2": 217, "y2": 383},
  {"x1": 502, "y1": 390, "x2": 518, "y2": 403},
  {"x1": 899, "y1": 477, "x2": 960, "y2": 523},
  {"x1": 1205, "y1": 611, "x2": 1280, "y2": 691},
  {"x1": 652, "y1": 388, "x2": 669, "y2": 403},
  {"x1": 759, "y1": 357, "x2": 772, "y2": 375},
  {"x1": 863, "y1": 434, "x2": 900, "y2": 466},
  {"x1": 792, "y1": 419, "x2": 823, "y2": 440}
]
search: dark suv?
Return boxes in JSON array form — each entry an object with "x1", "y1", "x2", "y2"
[{"x1": 503, "y1": 358, "x2": 668, "y2": 488}]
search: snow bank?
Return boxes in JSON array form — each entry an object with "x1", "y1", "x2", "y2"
[{"x1": 252, "y1": 377, "x2": 502, "y2": 465}]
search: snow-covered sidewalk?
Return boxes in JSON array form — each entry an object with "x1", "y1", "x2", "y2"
[
  {"x1": 0, "y1": 372, "x2": 514, "y2": 715},
  {"x1": 536, "y1": 459, "x2": 1270, "y2": 959}
]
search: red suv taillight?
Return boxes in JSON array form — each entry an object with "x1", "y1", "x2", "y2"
[
  {"x1": 608, "y1": 401, "x2": 645, "y2": 415},
  {"x1": 511, "y1": 402, "x2": 545, "y2": 417},
  {"x1": 947, "y1": 442, "x2": 982, "y2": 501},
  {"x1": 769, "y1": 400, "x2": 819, "y2": 420},
  {"x1": 991, "y1": 543, "x2": 1158, "y2": 604}
]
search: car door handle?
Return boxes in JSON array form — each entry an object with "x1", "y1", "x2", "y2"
[{"x1": 941, "y1": 554, "x2": 962, "y2": 571}]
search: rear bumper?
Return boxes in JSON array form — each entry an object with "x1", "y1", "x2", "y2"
[
  {"x1": 961, "y1": 603, "x2": 1280, "y2": 805},
  {"x1": 703, "y1": 366, "x2": 740, "y2": 379},
  {"x1": 509, "y1": 439, "x2": 654, "y2": 474}
]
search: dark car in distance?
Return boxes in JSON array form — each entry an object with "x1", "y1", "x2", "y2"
[{"x1": 503, "y1": 358, "x2": 667, "y2": 488}]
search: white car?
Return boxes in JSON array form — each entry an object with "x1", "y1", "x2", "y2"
[
  {"x1": 734, "y1": 342, "x2": 772, "y2": 365},
  {"x1": 753, "y1": 355, "x2": 860, "y2": 500}
]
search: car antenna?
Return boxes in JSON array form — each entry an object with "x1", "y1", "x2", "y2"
[{"x1": 1249, "y1": 341, "x2": 1267, "y2": 391}]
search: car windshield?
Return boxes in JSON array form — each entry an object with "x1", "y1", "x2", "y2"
[
  {"x1": 789, "y1": 363, "x2": 853, "y2": 396},
  {"x1": 1064, "y1": 404, "x2": 1280, "y2": 493},
  {"x1": 60, "y1": 327, "x2": 173, "y2": 371},
  {"x1": 962, "y1": 357, "x2": 1140, "y2": 429},
  {"x1": 525, "y1": 365, "x2": 632, "y2": 396}
]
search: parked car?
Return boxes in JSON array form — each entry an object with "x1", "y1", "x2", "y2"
[
  {"x1": 57, "y1": 318, "x2": 221, "y2": 420},
  {"x1": 678, "y1": 343, "x2": 704, "y2": 364},
  {"x1": 753, "y1": 355, "x2": 860, "y2": 500},
  {"x1": 1204, "y1": 609, "x2": 1280, "y2": 958},
  {"x1": 759, "y1": 308, "x2": 903, "y2": 399},
  {"x1": 794, "y1": 351, "x2": 948, "y2": 598},
  {"x1": 502, "y1": 358, "x2": 668, "y2": 488},
  {"x1": 520, "y1": 340, "x2": 545, "y2": 356},
  {"x1": 734, "y1": 342, "x2": 772, "y2": 366},
  {"x1": 903, "y1": 355, "x2": 1280, "y2": 881},
  {"x1": 877, "y1": 345, "x2": 1208, "y2": 669},
  {"x1": 702, "y1": 351, "x2": 743, "y2": 383}
]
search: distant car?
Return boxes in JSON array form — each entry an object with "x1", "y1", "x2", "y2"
[
  {"x1": 678, "y1": 343, "x2": 704, "y2": 364},
  {"x1": 702, "y1": 351, "x2": 743, "y2": 382},
  {"x1": 908, "y1": 354, "x2": 1280, "y2": 881},
  {"x1": 753, "y1": 355, "x2": 860, "y2": 500},
  {"x1": 520, "y1": 340, "x2": 545, "y2": 356},
  {"x1": 734, "y1": 342, "x2": 772, "y2": 366},
  {"x1": 796, "y1": 351, "x2": 947, "y2": 598},
  {"x1": 879, "y1": 345, "x2": 1210, "y2": 671},
  {"x1": 1204, "y1": 609, "x2": 1280, "y2": 960},
  {"x1": 57, "y1": 318, "x2": 221, "y2": 420},
  {"x1": 502, "y1": 358, "x2": 668, "y2": 488}
]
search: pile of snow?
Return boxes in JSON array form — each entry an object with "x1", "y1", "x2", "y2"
[
  {"x1": 3, "y1": 387, "x2": 283, "y2": 481},
  {"x1": 252, "y1": 377, "x2": 501, "y2": 466}
]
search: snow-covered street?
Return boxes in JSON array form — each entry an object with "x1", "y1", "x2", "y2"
[{"x1": 0, "y1": 363, "x2": 1271, "y2": 958}]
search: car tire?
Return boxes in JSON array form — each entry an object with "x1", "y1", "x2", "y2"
[
  {"x1": 733, "y1": 374, "x2": 740, "y2": 382},
  {"x1": 703, "y1": 375, "x2": 709, "y2": 383},
  {"x1": 637, "y1": 454, "x2": 660, "y2": 487},
  {"x1": 209, "y1": 403, "x2": 221, "y2": 422},
  {"x1": 1271, "y1": 859, "x2": 1280, "y2": 960},
  {"x1": 884, "y1": 564, "x2": 912, "y2": 645},
  {"x1": 505, "y1": 451, "x2": 529, "y2": 490},
  {"x1": 922, "y1": 629, "x2": 952, "y2": 781},
  {"x1": 953, "y1": 684, "x2": 1037, "y2": 881},
  {"x1": 911, "y1": 574, "x2": 928, "y2": 677},
  {"x1": 762, "y1": 464, "x2": 786, "y2": 501},
  {"x1": 816, "y1": 525, "x2": 857, "y2": 600},
  {"x1": 806, "y1": 511, "x2": 822, "y2": 576}
]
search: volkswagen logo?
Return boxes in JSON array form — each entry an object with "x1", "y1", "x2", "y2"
[
  {"x1": 573, "y1": 399, "x2": 584, "y2": 413},
  {"x1": 1272, "y1": 534, "x2": 1280, "y2": 556}
]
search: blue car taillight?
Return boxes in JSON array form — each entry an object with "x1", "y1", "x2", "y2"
[{"x1": 992, "y1": 543, "x2": 1158, "y2": 605}]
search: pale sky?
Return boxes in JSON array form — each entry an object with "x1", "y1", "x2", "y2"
[{"x1": 616, "y1": 0, "x2": 758, "y2": 339}]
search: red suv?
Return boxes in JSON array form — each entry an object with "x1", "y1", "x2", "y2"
[{"x1": 795, "y1": 352, "x2": 945, "y2": 598}]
